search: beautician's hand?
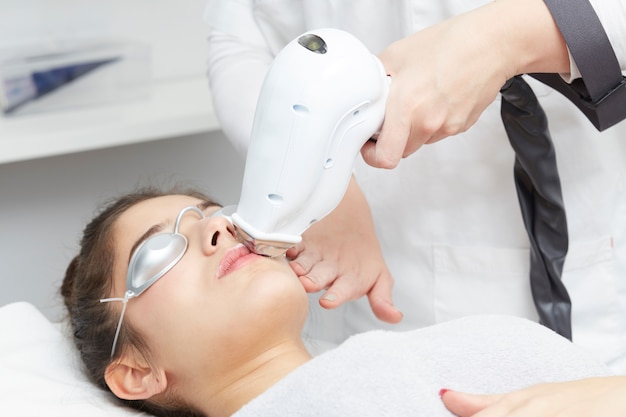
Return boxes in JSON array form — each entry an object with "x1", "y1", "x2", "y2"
[
  {"x1": 361, "y1": 0, "x2": 570, "y2": 169},
  {"x1": 286, "y1": 176, "x2": 403, "y2": 324},
  {"x1": 440, "y1": 376, "x2": 626, "y2": 417}
]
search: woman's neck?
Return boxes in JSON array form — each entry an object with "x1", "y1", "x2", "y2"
[{"x1": 194, "y1": 339, "x2": 312, "y2": 417}]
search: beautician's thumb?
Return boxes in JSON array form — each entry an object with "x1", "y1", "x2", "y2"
[{"x1": 440, "y1": 390, "x2": 501, "y2": 417}]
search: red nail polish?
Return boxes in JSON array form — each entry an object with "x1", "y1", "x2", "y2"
[{"x1": 439, "y1": 388, "x2": 449, "y2": 397}]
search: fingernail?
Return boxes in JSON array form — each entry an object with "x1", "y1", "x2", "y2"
[
  {"x1": 439, "y1": 388, "x2": 450, "y2": 397},
  {"x1": 322, "y1": 292, "x2": 336, "y2": 302}
]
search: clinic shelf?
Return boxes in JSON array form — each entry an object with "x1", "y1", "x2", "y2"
[{"x1": 0, "y1": 76, "x2": 220, "y2": 165}]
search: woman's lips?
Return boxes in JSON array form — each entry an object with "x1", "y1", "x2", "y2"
[{"x1": 216, "y1": 243, "x2": 262, "y2": 279}]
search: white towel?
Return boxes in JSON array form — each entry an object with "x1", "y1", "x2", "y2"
[{"x1": 234, "y1": 315, "x2": 613, "y2": 416}]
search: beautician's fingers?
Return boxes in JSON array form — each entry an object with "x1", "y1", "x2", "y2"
[
  {"x1": 440, "y1": 390, "x2": 502, "y2": 417},
  {"x1": 293, "y1": 259, "x2": 336, "y2": 293},
  {"x1": 360, "y1": 55, "x2": 444, "y2": 169},
  {"x1": 364, "y1": 268, "x2": 403, "y2": 323},
  {"x1": 296, "y1": 264, "x2": 402, "y2": 324},
  {"x1": 288, "y1": 228, "x2": 403, "y2": 323},
  {"x1": 288, "y1": 241, "x2": 339, "y2": 294},
  {"x1": 286, "y1": 176, "x2": 403, "y2": 322},
  {"x1": 360, "y1": 100, "x2": 411, "y2": 169},
  {"x1": 442, "y1": 388, "x2": 573, "y2": 417},
  {"x1": 290, "y1": 251, "x2": 403, "y2": 323},
  {"x1": 287, "y1": 244, "x2": 322, "y2": 293},
  {"x1": 288, "y1": 233, "x2": 403, "y2": 323},
  {"x1": 441, "y1": 377, "x2": 626, "y2": 417}
]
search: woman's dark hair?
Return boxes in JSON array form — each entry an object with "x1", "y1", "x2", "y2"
[{"x1": 60, "y1": 186, "x2": 218, "y2": 417}]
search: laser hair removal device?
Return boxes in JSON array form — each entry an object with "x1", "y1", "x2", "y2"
[{"x1": 231, "y1": 28, "x2": 389, "y2": 257}]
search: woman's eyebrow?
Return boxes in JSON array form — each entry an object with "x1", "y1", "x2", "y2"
[
  {"x1": 198, "y1": 200, "x2": 219, "y2": 211},
  {"x1": 128, "y1": 223, "x2": 165, "y2": 263}
]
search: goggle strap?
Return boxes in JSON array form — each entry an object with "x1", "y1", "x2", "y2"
[{"x1": 100, "y1": 290, "x2": 133, "y2": 358}]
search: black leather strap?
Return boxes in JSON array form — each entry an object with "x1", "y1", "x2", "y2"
[
  {"x1": 501, "y1": 76, "x2": 572, "y2": 340},
  {"x1": 531, "y1": 0, "x2": 626, "y2": 130}
]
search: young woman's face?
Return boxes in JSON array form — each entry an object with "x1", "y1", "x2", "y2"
[{"x1": 109, "y1": 195, "x2": 309, "y2": 378}]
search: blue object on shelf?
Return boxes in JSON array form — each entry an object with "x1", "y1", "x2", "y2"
[{"x1": 2, "y1": 57, "x2": 119, "y2": 113}]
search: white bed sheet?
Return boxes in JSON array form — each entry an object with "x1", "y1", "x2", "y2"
[{"x1": 0, "y1": 301, "x2": 148, "y2": 417}]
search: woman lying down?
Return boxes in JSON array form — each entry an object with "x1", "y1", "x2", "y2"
[{"x1": 61, "y1": 186, "x2": 614, "y2": 417}]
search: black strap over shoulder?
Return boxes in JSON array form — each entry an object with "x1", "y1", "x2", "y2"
[{"x1": 531, "y1": 0, "x2": 626, "y2": 131}]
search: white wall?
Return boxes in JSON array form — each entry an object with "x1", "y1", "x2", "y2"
[{"x1": 0, "y1": 132, "x2": 245, "y2": 321}]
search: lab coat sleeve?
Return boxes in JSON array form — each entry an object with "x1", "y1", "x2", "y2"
[
  {"x1": 204, "y1": 0, "x2": 274, "y2": 157},
  {"x1": 204, "y1": 0, "x2": 307, "y2": 158},
  {"x1": 206, "y1": 28, "x2": 273, "y2": 158},
  {"x1": 561, "y1": 0, "x2": 626, "y2": 82}
]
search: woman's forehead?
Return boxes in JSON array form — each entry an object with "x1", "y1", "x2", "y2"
[
  {"x1": 115, "y1": 195, "x2": 204, "y2": 241},
  {"x1": 124, "y1": 194, "x2": 202, "y2": 220}
]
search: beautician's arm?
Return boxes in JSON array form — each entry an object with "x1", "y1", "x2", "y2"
[
  {"x1": 361, "y1": 0, "x2": 571, "y2": 169},
  {"x1": 441, "y1": 376, "x2": 626, "y2": 417}
]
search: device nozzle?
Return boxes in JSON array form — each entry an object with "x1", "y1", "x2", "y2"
[{"x1": 233, "y1": 225, "x2": 294, "y2": 258}]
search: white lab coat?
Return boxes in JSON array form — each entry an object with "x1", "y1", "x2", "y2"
[{"x1": 203, "y1": 0, "x2": 626, "y2": 372}]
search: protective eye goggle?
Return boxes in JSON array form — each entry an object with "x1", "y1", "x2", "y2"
[{"x1": 100, "y1": 204, "x2": 235, "y2": 358}]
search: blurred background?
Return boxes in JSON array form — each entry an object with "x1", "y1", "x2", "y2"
[{"x1": 0, "y1": 0, "x2": 245, "y2": 320}]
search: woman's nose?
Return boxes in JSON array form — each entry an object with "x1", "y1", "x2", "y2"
[{"x1": 200, "y1": 215, "x2": 237, "y2": 255}]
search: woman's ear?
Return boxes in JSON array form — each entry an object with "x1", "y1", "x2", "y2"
[{"x1": 104, "y1": 350, "x2": 167, "y2": 400}]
